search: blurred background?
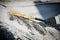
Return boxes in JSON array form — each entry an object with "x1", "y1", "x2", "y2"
[
  {"x1": 0, "y1": 0, "x2": 60, "y2": 40},
  {"x1": 0, "y1": 0, "x2": 60, "y2": 20}
]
